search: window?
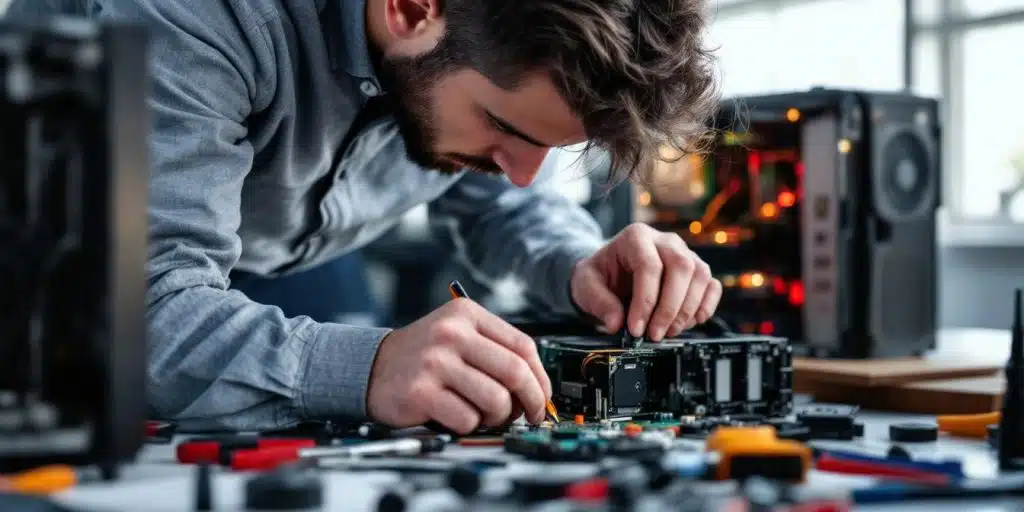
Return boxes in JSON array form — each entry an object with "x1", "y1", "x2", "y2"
[
  {"x1": 911, "y1": 0, "x2": 1024, "y2": 226},
  {"x1": 912, "y1": 34, "x2": 941, "y2": 98},
  {"x1": 963, "y1": 0, "x2": 1024, "y2": 18},
  {"x1": 708, "y1": 0, "x2": 905, "y2": 96},
  {"x1": 960, "y1": 24, "x2": 1024, "y2": 220}
]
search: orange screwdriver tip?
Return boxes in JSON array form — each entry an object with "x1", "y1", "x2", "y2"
[
  {"x1": 448, "y1": 280, "x2": 468, "y2": 299},
  {"x1": 545, "y1": 401, "x2": 560, "y2": 423}
]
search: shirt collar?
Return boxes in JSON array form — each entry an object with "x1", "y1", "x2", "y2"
[{"x1": 324, "y1": 0, "x2": 382, "y2": 87}]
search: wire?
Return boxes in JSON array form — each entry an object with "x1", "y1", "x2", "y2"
[{"x1": 699, "y1": 179, "x2": 742, "y2": 228}]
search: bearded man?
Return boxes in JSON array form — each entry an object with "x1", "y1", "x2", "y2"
[{"x1": 8, "y1": 0, "x2": 724, "y2": 434}]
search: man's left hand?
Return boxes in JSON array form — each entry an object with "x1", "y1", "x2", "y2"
[{"x1": 569, "y1": 223, "x2": 722, "y2": 341}]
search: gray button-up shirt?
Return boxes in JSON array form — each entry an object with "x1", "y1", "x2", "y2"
[{"x1": 7, "y1": 0, "x2": 605, "y2": 430}]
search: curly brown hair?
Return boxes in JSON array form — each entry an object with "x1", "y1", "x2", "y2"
[{"x1": 436, "y1": 0, "x2": 722, "y2": 184}]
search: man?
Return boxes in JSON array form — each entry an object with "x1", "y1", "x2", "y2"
[{"x1": 8, "y1": 0, "x2": 723, "y2": 434}]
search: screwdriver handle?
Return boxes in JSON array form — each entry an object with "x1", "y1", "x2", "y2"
[
  {"x1": 1, "y1": 465, "x2": 77, "y2": 494},
  {"x1": 936, "y1": 411, "x2": 1001, "y2": 439}
]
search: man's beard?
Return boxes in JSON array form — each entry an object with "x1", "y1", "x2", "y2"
[{"x1": 375, "y1": 48, "x2": 504, "y2": 176}]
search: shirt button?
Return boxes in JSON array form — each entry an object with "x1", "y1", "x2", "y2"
[{"x1": 360, "y1": 81, "x2": 379, "y2": 96}]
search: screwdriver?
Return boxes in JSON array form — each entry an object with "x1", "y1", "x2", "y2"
[
  {"x1": 447, "y1": 280, "x2": 559, "y2": 424},
  {"x1": 231, "y1": 436, "x2": 445, "y2": 471},
  {"x1": 936, "y1": 411, "x2": 1000, "y2": 439},
  {"x1": 0, "y1": 465, "x2": 94, "y2": 494}
]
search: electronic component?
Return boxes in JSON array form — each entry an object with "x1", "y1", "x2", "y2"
[
  {"x1": 713, "y1": 88, "x2": 940, "y2": 357},
  {"x1": 536, "y1": 326, "x2": 793, "y2": 421},
  {"x1": 794, "y1": 404, "x2": 860, "y2": 441},
  {"x1": 705, "y1": 426, "x2": 811, "y2": 483},
  {"x1": 889, "y1": 422, "x2": 939, "y2": 443},
  {"x1": 0, "y1": 17, "x2": 149, "y2": 477},
  {"x1": 244, "y1": 466, "x2": 324, "y2": 511},
  {"x1": 635, "y1": 88, "x2": 941, "y2": 356}
]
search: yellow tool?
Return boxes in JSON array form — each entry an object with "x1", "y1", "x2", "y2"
[
  {"x1": 0, "y1": 465, "x2": 79, "y2": 494},
  {"x1": 447, "y1": 280, "x2": 560, "y2": 424},
  {"x1": 706, "y1": 425, "x2": 811, "y2": 483},
  {"x1": 937, "y1": 411, "x2": 1001, "y2": 439}
]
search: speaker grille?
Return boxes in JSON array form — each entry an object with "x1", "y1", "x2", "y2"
[{"x1": 880, "y1": 131, "x2": 931, "y2": 218}]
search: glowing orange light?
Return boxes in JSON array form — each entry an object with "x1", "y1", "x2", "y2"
[
  {"x1": 778, "y1": 191, "x2": 796, "y2": 208},
  {"x1": 788, "y1": 281, "x2": 805, "y2": 306},
  {"x1": 639, "y1": 192, "x2": 651, "y2": 206},
  {"x1": 689, "y1": 221, "x2": 703, "y2": 235},
  {"x1": 750, "y1": 272, "x2": 765, "y2": 287},
  {"x1": 760, "y1": 202, "x2": 779, "y2": 218},
  {"x1": 786, "y1": 108, "x2": 801, "y2": 122},
  {"x1": 713, "y1": 231, "x2": 728, "y2": 244}
]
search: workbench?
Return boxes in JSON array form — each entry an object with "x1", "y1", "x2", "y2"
[{"x1": 50, "y1": 328, "x2": 1024, "y2": 511}]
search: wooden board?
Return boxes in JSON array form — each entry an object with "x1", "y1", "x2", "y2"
[
  {"x1": 796, "y1": 374, "x2": 1005, "y2": 415},
  {"x1": 794, "y1": 356, "x2": 1002, "y2": 388}
]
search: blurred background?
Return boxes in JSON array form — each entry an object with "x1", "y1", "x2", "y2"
[
  {"x1": 362, "y1": 0, "x2": 1024, "y2": 333},
  {"x1": 2, "y1": 0, "x2": 1019, "y2": 335}
]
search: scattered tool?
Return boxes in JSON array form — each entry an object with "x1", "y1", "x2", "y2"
[
  {"x1": 795, "y1": 404, "x2": 860, "y2": 441},
  {"x1": 889, "y1": 422, "x2": 939, "y2": 443},
  {"x1": 176, "y1": 435, "x2": 318, "y2": 465},
  {"x1": 447, "y1": 280, "x2": 560, "y2": 424},
  {"x1": 998, "y1": 287, "x2": 1024, "y2": 471},
  {"x1": 194, "y1": 463, "x2": 212, "y2": 511},
  {"x1": 0, "y1": 465, "x2": 96, "y2": 495},
  {"x1": 705, "y1": 425, "x2": 811, "y2": 482},
  {"x1": 936, "y1": 411, "x2": 1001, "y2": 439},
  {"x1": 146, "y1": 421, "x2": 177, "y2": 444},
  {"x1": 230, "y1": 437, "x2": 445, "y2": 471},
  {"x1": 244, "y1": 465, "x2": 323, "y2": 511}
]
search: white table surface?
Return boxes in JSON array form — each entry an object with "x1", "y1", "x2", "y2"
[{"x1": 51, "y1": 328, "x2": 1024, "y2": 511}]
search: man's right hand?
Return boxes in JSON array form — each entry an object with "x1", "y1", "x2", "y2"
[{"x1": 366, "y1": 298, "x2": 553, "y2": 434}]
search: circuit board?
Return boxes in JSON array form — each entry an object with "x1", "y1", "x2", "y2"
[
  {"x1": 501, "y1": 414, "x2": 813, "y2": 463},
  {"x1": 536, "y1": 332, "x2": 794, "y2": 421}
]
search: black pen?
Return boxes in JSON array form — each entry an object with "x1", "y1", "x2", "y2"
[{"x1": 447, "y1": 280, "x2": 560, "y2": 424}]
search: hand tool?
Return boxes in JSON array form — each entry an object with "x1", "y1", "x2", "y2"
[
  {"x1": 146, "y1": 420, "x2": 177, "y2": 444},
  {"x1": 230, "y1": 436, "x2": 445, "y2": 471},
  {"x1": 705, "y1": 425, "x2": 811, "y2": 482},
  {"x1": 998, "y1": 287, "x2": 1024, "y2": 471},
  {"x1": 888, "y1": 422, "x2": 939, "y2": 443},
  {"x1": 194, "y1": 463, "x2": 212, "y2": 511},
  {"x1": 447, "y1": 280, "x2": 560, "y2": 424},
  {"x1": 0, "y1": 465, "x2": 97, "y2": 495},
  {"x1": 936, "y1": 411, "x2": 1000, "y2": 439},
  {"x1": 810, "y1": 447, "x2": 964, "y2": 480},
  {"x1": 814, "y1": 454, "x2": 951, "y2": 486},
  {"x1": 176, "y1": 435, "x2": 317, "y2": 465},
  {"x1": 849, "y1": 473, "x2": 1024, "y2": 505}
]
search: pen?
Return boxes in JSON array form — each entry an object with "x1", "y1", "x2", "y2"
[{"x1": 447, "y1": 280, "x2": 560, "y2": 424}]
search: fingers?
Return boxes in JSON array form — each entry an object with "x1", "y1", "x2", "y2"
[
  {"x1": 677, "y1": 259, "x2": 713, "y2": 328},
  {"x1": 647, "y1": 239, "x2": 695, "y2": 341},
  {"x1": 571, "y1": 266, "x2": 625, "y2": 332},
  {"x1": 425, "y1": 347, "x2": 513, "y2": 427},
  {"x1": 457, "y1": 331, "x2": 549, "y2": 425},
  {"x1": 468, "y1": 304, "x2": 552, "y2": 399},
  {"x1": 623, "y1": 227, "x2": 664, "y2": 338},
  {"x1": 428, "y1": 386, "x2": 481, "y2": 435},
  {"x1": 696, "y1": 277, "x2": 723, "y2": 324}
]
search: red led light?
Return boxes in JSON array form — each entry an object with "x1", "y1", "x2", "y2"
[
  {"x1": 788, "y1": 281, "x2": 805, "y2": 306},
  {"x1": 758, "y1": 321, "x2": 775, "y2": 334},
  {"x1": 778, "y1": 191, "x2": 796, "y2": 208},
  {"x1": 772, "y1": 277, "x2": 788, "y2": 294},
  {"x1": 748, "y1": 152, "x2": 761, "y2": 176}
]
